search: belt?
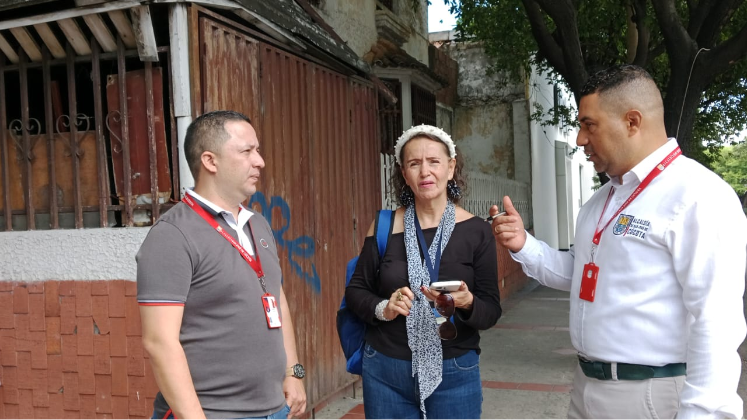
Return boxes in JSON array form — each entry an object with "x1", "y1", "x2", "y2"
[{"x1": 578, "y1": 357, "x2": 686, "y2": 381}]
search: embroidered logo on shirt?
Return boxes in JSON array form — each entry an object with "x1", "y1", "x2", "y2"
[
  {"x1": 613, "y1": 214, "x2": 634, "y2": 235},
  {"x1": 260, "y1": 238, "x2": 269, "y2": 248},
  {"x1": 613, "y1": 214, "x2": 651, "y2": 239}
]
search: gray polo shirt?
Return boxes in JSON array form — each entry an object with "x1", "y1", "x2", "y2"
[{"x1": 136, "y1": 197, "x2": 286, "y2": 418}]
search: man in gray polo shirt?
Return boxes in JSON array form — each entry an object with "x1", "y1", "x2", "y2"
[{"x1": 136, "y1": 110, "x2": 306, "y2": 419}]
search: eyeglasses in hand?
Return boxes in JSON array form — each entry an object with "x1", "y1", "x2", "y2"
[{"x1": 435, "y1": 293, "x2": 457, "y2": 340}]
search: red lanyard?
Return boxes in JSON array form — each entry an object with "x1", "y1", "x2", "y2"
[
  {"x1": 183, "y1": 193, "x2": 267, "y2": 292},
  {"x1": 592, "y1": 147, "x2": 681, "y2": 249}
]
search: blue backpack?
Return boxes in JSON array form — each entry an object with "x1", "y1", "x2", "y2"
[{"x1": 337, "y1": 210, "x2": 393, "y2": 375}]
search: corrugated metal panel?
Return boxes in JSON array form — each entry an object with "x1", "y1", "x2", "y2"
[
  {"x1": 350, "y1": 80, "x2": 381, "y2": 250},
  {"x1": 257, "y1": 43, "x2": 355, "y2": 407},
  {"x1": 198, "y1": 15, "x2": 380, "y2": 410},
  {"x1": 307, "y1": 58, "x2": 356, "y2": 404},
  {"x1": 257, "y1": 43, "x2": 320, "y2": 399},
  {"x1": 199, "y1": 17, "x2": 260, "y2": 123}
]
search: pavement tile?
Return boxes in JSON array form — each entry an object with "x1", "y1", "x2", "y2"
[
  {"x1": 316, "y1": 282, "x2": 583, "y2": 418},
  {"x1": 482, "y1": 381, "x2": 519, "y2": 390},
  {"x1": 517, "y1": 383, "x2": 556, "y2": 392}
]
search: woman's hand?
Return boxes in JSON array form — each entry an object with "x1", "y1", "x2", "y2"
[
  {"x1": 421, "y1": 281, "x2": 474, "y2": 310},
  {"x1": 383, "y1": 287, "x2": 415, "y2": 320}
]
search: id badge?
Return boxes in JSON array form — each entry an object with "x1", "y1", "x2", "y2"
[
  {"x1": 262, "y1": 293, "x2": 282, "y2": 329},
  {"x1": 579, "y1": 263, "x2": 599, "y2": 302}
]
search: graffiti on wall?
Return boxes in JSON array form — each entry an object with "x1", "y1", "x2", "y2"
[{"x1": 250, "y1": 192, "x2": 321, "y2": 293}]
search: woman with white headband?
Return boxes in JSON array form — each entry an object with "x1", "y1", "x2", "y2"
[{"x1": 345, "y1": 124, "x2": 502, "y2": 419}]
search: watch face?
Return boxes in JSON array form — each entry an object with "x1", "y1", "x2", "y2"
[{"x1": 293, "y1": 364, "x2": 305, "y2": 378}]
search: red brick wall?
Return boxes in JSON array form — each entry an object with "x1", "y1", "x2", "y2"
[
  {"x1": 496, "y1": 241, "x2": 529, "y2": 302},
  {"x1": 0, "y1": 259, "x2": 525, "y2": 419},
  {"x1": 0, "y1": 280, "x2": 157, "y2": 419}
]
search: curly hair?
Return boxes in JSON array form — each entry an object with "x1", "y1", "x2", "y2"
[{"x1": 390, "y1": 132, "x2": 467, "y2": 206}]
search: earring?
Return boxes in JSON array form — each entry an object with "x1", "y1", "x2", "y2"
[
  {"x1": 400, "y1": 185, "x2": 415, "y2": 207},
  {"x1": 447, "y1": 179, "x2": 462, "y2": 201}
]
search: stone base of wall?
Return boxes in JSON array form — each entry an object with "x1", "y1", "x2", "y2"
[{"x1": 0, "y1": 280, "x2": 156, "y2": 419}]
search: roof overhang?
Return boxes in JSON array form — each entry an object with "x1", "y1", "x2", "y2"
[{"x1": 0, "y1": 0, "x2": 371, "y2": 75}]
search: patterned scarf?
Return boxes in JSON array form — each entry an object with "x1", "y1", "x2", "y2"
[{"x1": 404, "y1": 201, "x2": 456, "y2": 418}]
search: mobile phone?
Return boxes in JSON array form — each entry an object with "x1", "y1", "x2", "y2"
[
  {"x1": 430, "y1": 280, "x2": 461, "y2": 292},
  {"x1": 485, "y1": 211, "x2": 507, "y2": 222}
]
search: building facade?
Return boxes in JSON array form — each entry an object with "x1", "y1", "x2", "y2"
[{"x1": 0, "y1": 1, "x2": 381, "y2": 417}]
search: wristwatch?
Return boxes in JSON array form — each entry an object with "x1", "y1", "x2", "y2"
[{"x1": 286, "y1": 363, "x2": 305, "y2": 379}]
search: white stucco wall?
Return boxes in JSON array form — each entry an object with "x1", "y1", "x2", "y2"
[
  {"x1": 529, "y1": 93, "x2": 561, "y2": 248},
  {"x1": 0, "y1": 228, "x2": 150, "y2": 282}
]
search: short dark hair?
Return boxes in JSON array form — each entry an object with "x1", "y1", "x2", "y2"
[
  {"x1": 391, "y1": 133, "x2": 467, "y2": 205},
  {"x1": 184, "y1": 110, "x2": 252, "y2": 181},
  {"x1": 580, "y1": 64, "x2": 656, "y2": 98},
  {"x1": 579, "y1": 64, "x2": 663, "y2": 115}
]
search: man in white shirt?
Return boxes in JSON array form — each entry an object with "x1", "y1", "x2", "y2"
[{"x1": 491, "y1": 65, "x2": 747, "y2": 419}]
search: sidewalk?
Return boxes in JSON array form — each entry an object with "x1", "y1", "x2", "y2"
[{"x1": 316, "y1": 281, "x2": 747, "y2": 419}]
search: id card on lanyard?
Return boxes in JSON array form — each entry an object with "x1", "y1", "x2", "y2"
[
  {"x1": 580, "y1": 147, "x2": 681, "y2": 302},
  {"x1": 183, "y1": 193, "x2": 282, "y2": 329}
]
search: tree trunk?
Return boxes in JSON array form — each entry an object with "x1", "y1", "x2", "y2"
[
  {"x1": 663, "y1": 90, "x2": 699, "y2": 155},
  {"x1": 661, "y1": 55, "x2": 705, "y2": 157}
]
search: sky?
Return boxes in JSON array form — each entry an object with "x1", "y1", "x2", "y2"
[{"x1": 428, "y1": 1, "x2": 458, "y2": 33}]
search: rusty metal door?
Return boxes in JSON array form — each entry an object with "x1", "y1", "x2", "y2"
[
  {"x1": 196, "y1": 13, "x2": 381, "y2": 410},
  {"x1": 199, "y1": 17, "x2": 261, "y2": 124}
]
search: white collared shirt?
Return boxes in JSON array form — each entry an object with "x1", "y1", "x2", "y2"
[
  {"x1": 187, "y1": 189, "x2": 255, "y2": 255},
  {"x1": 512, "y1": 139, "x2": 747, "y2": 418}
]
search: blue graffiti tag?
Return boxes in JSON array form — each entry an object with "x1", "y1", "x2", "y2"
[{"x1": 249, "y1": 192, "x2": 321, "y2": 293}]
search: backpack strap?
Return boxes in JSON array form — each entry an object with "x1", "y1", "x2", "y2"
[{"x1": 374, "y1": 209, "x2": 394, "y2": 260}]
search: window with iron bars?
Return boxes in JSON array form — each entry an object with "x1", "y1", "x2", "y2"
[
  {"x1": 378, "y1": 78, "x2": 402, "y2": 155},
  {"x1": 0, "y1": 15, "x2": 178, "y2": 231},
  {"x1": 411, "y1": 83, "x2": 436, "y2": 127}
]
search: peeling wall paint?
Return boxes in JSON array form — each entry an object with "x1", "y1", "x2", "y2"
[
  {"x1": 454, "y1": 104, "x2": 514, "y2": 178},
  {"x1": 0, "y1": 228, "x2": 150, "y2": 281},
  {"x1": 438, "y1": 41, "x2": 524, "y2": 178},
  {"x1": 314, "y1": 0, "x2": 378, "y2": 57},
  {"x1": 442, "y1": 42, "x2": 524, "y2": 106},
  {"x1": 319, "y1": 0, "x2": 430, "y2": 65}
]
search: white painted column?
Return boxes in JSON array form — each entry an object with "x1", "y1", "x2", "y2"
[
  {"x1": 169, "y1": 3, "x2": 194, "y2": 197},
  {"x1": 528, "y1": 75, "x2": 559, "y2": 248},
  {"x1": 512, "y1": 99, "x2": 532, "y2": 186},
  {"x1": 555, "y1": 141, "x2": 572, "y2": 250}
]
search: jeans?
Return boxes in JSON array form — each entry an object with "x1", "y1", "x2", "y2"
[
  {"x1": 154, "y1": 404, "x2": 289, "y2": 419},
  {"x1": 361, "y1": 343, "x2": 482, "y2": 419}
]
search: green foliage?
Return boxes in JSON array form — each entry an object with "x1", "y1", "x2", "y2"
[
  {"x1": 710, "y1": 142, "x2": 747, "y2": 197},
  {"x1": 693, "y1": 78, "x2": 747, "y2": 166},
  {"x1": 446, "y1": 0, "x2": 747, "y2": 168},
  {"x1": 591, "y1": 175, "x2": 602, "y2": 191}
]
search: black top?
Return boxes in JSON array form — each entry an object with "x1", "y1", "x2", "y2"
[{"x1": 345, "y1": 216, "x2": 502, "y2": 360}]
